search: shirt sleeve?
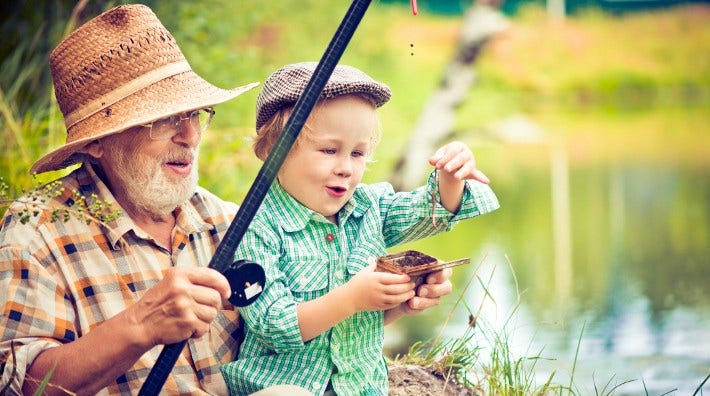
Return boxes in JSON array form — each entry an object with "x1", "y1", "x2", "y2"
[
  {"x1": 233, "y1": 217, "x2": 304, "y2": 353},
  {"x1": 0, "y1": 242, "x2": 73, "y2": 392},
  {"x1": 377, "y1": 170, "x2": 500, "y2": 247}
]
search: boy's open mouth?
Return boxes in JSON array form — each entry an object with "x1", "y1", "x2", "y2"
[{"x1": 327, "y1": 186, "x2": 346, "y2": 194}]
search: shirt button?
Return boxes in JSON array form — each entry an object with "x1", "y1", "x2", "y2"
[{"x1": 325, "y1": 233, "x2": 334, "y2": 242}]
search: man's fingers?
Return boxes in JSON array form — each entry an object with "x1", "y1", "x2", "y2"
[
  {"x1": 425, "y1": 267, "x2": 452, "y2": 284},
  {"x1": 408, "y1": 295, "x2": 441, "y2": 311},
  {"x1": 185, "y1": 267, "x2": 231, "y2": 299}
]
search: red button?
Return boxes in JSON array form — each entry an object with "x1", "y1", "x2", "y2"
[{"x1": 325, "y1": 233, "x2": 334, "y2": 242}]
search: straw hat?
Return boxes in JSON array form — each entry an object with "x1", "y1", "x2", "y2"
[
  {"x1": 256, "y1": 62, "x2": 391, "y2": 130},
  {"x1": 31, "y1": 4, "x2": 258, "y2": 174}
]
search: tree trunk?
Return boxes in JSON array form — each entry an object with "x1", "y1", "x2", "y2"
[{"x1": 389, "y1": 2, "x2": 508, "y2": 191}]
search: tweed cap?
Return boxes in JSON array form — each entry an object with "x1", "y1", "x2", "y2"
[
  {"x1": 31, "y1": 4, "x2": 258, "y2": 174},
  {"x1": 256, "y1": 62, "x2": 392, "y2": 130}
]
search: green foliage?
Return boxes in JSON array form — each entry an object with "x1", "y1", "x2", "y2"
[
  {"x1": 0, "y1": 177, "x2": 121, "y2": 226},
  {"x1": 392, "y1": 323, "x2": 482, "y2": 386},
  {"x1": 391, "y1": 258, "x2": 565, "y2": 393},
  {"x1": 387, "y1": 259, "x2": 669, "y2": 395},
  {"x1": 0, "y1": 1, "x2": 107, "y2": 204},
  {"x1": 5, "y1": 1, "x2": 704, "y2": 202},
  {"x1": 474, "y1": 3, "x2": 710, "y2": 111},
  {"x1": 31, "y1": 364, "x2": 57, "y2": 396},
  {"x1": 1, "y1": 2, "x2": 708, "y2": 390}
]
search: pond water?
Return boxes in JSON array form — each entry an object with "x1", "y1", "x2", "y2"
[{"x1": 383, "y1": 106, "x2": 710, "y2": 394}]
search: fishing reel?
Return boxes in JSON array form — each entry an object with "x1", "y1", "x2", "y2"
[{"x1": 223, "y1": 259, "x2": 265, "y2": 307}]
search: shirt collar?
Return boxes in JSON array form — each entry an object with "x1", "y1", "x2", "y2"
[
  {"x1": 267, "y1": 180, "x2": 364, "y2": 233},
  {"x1": 78, "y1": 163, "x2": 213, "y2": 248}
]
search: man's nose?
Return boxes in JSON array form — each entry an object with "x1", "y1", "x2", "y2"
[{"x1": 172, "y1": 119, "x2": 201, "y2": 147}]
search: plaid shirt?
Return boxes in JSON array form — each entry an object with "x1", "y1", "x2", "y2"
[
  {"x1": 0, "y1": 163, "x2": 240, "y2": 395},
  {"x1": 221, "y1": 172, "x2": 499, "y2": 396}
]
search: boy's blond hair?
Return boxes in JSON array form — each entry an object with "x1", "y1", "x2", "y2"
[{"x1": 253, "y1": 93, "x2": 383, "y2": 162}]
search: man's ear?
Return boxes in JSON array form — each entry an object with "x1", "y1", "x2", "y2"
[{"x1": 81, "y1": 140, "x2": 103, "y2": 159}]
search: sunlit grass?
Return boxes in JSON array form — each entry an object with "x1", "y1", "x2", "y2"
[
  {"x1": 1, "y1": 2, "x2": 708, "y2": 390},
  {"x1": 388, "y1": 256, "x2": 707, "y2": 395},
  {"x1": 3, "y1": 2, "x2": 707, "y2": 207},
  {"x1": 475, "y1": 4, "x2": 710, "y2": 97}
]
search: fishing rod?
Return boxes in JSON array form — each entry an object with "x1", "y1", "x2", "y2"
[{"x1": 138, "y1": 0, "x2": 374, "y2": 394}]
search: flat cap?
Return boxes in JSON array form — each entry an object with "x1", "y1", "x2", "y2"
[{"x1": 256, "y1": 62, "x2": 392, "y2": 130}]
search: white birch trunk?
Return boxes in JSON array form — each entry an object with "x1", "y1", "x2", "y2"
[{"x1": 389, "y1": 3, "x2": 509, "y2": 190}]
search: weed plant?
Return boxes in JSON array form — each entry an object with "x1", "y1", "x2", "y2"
[
  {"x1": 1, "y1": 2, "x2": 708, "y2": 393},
  {"x1": 390, "y1": 256, "x2": 709, "y2": 395}
]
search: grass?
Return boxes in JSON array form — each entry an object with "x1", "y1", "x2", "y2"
[
  {"x1": 0, "y1": 341, "x2": 56, "y2": 396},
  {"x1": 390, "y1": 255, "x2": 562, "y2": 394},
  {"x1": 1, "y1": 2, "x2": 708, "y2": 393},
  {"x1": 0, "y1": 1, "x2": 79, "y2": 207},
  {"x1": 2, "y1": 2, "x2": 708, "y2": 208},
  {"x1": 0, "y1": 176, "x2": 121, "y2": 226},
  {"x1": 387, "y1": 256, "x2": 704, "y2": 395}
]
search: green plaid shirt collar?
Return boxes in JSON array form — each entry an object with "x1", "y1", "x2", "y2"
[{"x1": 269, "y1": 179, "x2": 363, "y2": 231}]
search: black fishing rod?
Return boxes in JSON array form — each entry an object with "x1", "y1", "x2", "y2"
[{"x1": 138, "y1": 0, "x2": 373, "y2": 394}]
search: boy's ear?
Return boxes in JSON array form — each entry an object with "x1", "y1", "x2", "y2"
[{"x1": 81, "y1": 140, "x2": 103, "y2": 159}]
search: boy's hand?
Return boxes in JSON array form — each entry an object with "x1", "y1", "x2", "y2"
[
  {"x1": 428, "y1": 141, "x2": 490, "y2": 213},
  {"x1": 428, "y1": 141, "x2": 489, "y2": 184},
  {"x1": 347, "y1": 263, "x2": 415, "y2": 312},
  {"x1": 383, "y1": 267, "x2": 454, "y2": 324}
]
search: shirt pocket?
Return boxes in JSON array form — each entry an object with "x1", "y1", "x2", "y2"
[
  {"x1": 281, "y1": 251, "x2": 329, "y2": 302},
  {"x1": 346, "y1": 242, "x2": 387, "y2": 277}
]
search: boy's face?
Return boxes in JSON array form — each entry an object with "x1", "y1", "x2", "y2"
[{"x1": 278, "y1": 95, "x2": 377, "y2": 223}]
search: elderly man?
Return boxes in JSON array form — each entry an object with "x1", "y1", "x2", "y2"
[{"x1": 0, "y1": 4, "x2": 454, "y2": 395}]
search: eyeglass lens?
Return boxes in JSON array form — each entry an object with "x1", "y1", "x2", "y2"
[{"x1": 148, "y1": 109, "x2": 213, "y2": 140}]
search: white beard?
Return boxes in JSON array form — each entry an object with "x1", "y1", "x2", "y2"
[{"x1": 102, "y1": 137, "x2": 199, "y2": 219}]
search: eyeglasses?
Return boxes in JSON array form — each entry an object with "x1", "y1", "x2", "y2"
[{"x1": 142, "y1": 108, "x2": 215, "y2": 140}]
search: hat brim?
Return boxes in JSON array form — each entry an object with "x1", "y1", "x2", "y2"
[{"x1": 30, "y1": 71, "x2": 258, "y2": 174}]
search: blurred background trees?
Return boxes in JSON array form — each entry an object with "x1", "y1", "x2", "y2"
[{"x1": 1, "y1": 2, "x2": 708, "y2": 391}]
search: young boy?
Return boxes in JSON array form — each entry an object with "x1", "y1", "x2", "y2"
[{"x1": 221, "y1": 62, "x2": 499, "y2": 395}]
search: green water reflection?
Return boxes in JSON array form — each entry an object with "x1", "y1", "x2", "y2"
[{"x1": 384, "y1": 106, "x2": 710, "y2": 393}]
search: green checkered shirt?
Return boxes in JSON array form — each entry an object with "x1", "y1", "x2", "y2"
[{"x1": 221, "y1": 172, "x2": 499, "y2": 396}]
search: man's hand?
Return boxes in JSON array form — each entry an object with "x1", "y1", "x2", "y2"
[
  {"x1": 127, "y1": 267, "x2": 231, "y2": 348},
  {"x1": 406, "y1": 267, "x2": 453, "y2": 314},
  {"x1": 384, "y1": 267, "x2": 453, "y2": 324},
  {"x1": 22, "y1": 267, "x2": 231, "y2": 395}
]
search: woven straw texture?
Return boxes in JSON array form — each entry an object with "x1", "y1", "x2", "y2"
[{"x1": 31, "y1": 4, "x2": 257, "y2": 174}]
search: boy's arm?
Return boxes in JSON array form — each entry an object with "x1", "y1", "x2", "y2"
[
  {"x1": 428, "y1": 141, "x2": 490, "y2": 213},
  {"x1": 297, "y1": 264, "x2": 414, "y2": 341},
  {"x1": 377, "y1": 144, "x2": 497, "y2": 248},
  {"x1": 296, "y1": 284, "x2": 355, "y2": 341}
]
